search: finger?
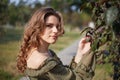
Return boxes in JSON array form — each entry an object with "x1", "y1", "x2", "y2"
[
  {"x1": 81, "y1": 38, "x2": 91, "y2": 45},
  {"x1": 79, "y1": 37, "x2": 86, "y2": 43}
]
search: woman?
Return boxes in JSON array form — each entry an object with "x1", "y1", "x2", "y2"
[{"x1": 17, "y1": 7, "x2": 95, "y2": 80}]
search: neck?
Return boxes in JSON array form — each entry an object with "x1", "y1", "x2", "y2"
[{"x1": 38, "y1": 40, "x2": 50, "y2": 53}]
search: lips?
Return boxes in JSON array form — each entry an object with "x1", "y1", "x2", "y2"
[
  {"x1": 50, "y1": 35, "x2": 58, "y2": 40},
  {"x1": 53, "y1": 36, "x2": 58, "y2": 39}
]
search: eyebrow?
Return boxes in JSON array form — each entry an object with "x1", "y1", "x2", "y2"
[
  {"x1": 45, "y1": 23, "x2": 59, "y2": 26},
  {"x1": 45, "y1": 23, "x2": 53, "y2": 25}
]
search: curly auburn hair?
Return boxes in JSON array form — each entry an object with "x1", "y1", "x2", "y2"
[{"x1": 17, "y1": 7, "x2": 64, "y2": 73}]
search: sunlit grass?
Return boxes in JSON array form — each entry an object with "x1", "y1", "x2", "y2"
[{"x1": 0, "y1": 28, "x2": 23, "y2": 80}]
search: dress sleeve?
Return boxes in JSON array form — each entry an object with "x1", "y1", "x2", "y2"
[
  {"x1": 25, "y1": 51, "x2": 96, "y2": 80},
  {"x1": 73, "y1": 51, "x2": 96, "y2": 80}
]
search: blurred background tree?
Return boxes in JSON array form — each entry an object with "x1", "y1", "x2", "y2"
[
  {"x1": 0, "y1": 0, "x2": 9, "y2": 25},
  {"x1": 0, "y1": 0, "x2": 92, "y2": 36}
]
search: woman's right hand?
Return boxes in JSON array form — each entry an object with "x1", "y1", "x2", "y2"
[{"x1": 75, "y1": 37, "x2": 91, "y2": 63}]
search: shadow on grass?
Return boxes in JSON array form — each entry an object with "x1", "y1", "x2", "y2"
[{"x1": 0, "y1": 28, "x2": 23, "y2": 44}]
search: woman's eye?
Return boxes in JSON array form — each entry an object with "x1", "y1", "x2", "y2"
[{"x1": 46, "y1": 24, "x2": 53, "y2": 28}]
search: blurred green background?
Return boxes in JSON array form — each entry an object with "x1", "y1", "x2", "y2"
[{"x1": 0, "y1": 0, "x2": 113, "y2": 80}]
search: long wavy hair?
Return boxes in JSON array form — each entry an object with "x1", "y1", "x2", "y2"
[{"x1": 17, "y1": 7, "x2": 64, "y2": 73}]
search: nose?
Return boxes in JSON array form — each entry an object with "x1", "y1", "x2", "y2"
[{"x1": 52, "y1": 26, "x2": 58, "y2": 33}]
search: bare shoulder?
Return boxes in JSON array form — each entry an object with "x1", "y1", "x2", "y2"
[{"x1": 27, "y1": 50, "x2": 48, "y2": 69}]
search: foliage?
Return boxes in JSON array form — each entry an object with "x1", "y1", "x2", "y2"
[
  {"x1": 0, "y1": 0, "x2": 9, "y2": 25},
  {"x1": 0, "y1": 0, "x2": 92, "y2": 26},
  {"x1": 0, "y1": 0, "x2": 33, "y2": 26},
  {"x1": 80, "y1": 0, "x2": 120, "y2": 79}
]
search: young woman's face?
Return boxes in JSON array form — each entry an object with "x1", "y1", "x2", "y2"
[{"x1": 40, "y1": 15, "x2": 60, "y2": 44}]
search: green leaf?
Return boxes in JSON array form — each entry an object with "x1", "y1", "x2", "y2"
[
  {"x1": 91, "y1": 39, "x2": 100, "y2": 52},
  {"x1": 105, "y1": 6, "x2": 119, "y2": 26}
]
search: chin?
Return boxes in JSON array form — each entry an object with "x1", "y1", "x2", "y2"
[
  {"x1": 50, "y1": 40, "x2": 57, "y2": 44},
  {"x1": 48, "y1": 38, "x2": 58, "y2": 44},
  {"x1": 51, "y1": 41, "x2": 56, "y2": 44}
]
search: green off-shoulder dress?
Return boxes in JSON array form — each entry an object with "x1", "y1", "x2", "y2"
[{"x1": 25, "y1": 50, "x2": 96, "y2": 80}]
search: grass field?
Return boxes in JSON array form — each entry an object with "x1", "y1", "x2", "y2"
[{"x1": 0, "y1": 27, "x2": 113, "y2": 80}]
